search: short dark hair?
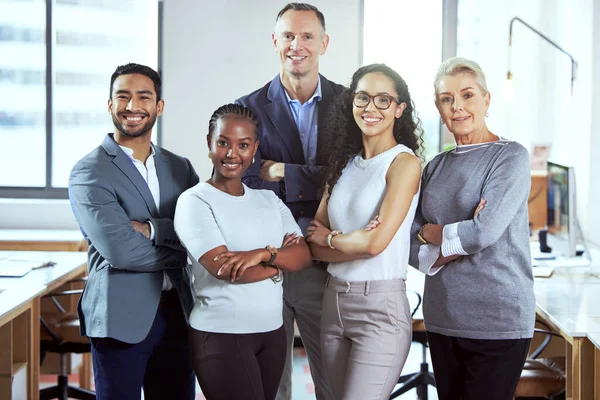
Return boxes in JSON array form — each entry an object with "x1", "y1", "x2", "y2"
[
  {"x1": 109, "y1": 63, "x2": 162, "y2": 102},
  {"x1": 276, "y1": 3, "x2": 326, "y2": 33},
  {"x1": 208, "y1": 103, "x2": 259, "y2": 139}
]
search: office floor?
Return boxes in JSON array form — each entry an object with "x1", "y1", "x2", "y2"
[{"x1": 38, "y1": 343, "x2": 438, "y2": 399}]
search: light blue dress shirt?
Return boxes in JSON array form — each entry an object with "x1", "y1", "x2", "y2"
[
  {"x1": 283, "y1": 77, "x2": 322, "y2": 166},
  {"x1": 283, "y1": 77, "x2": 322, "y2": 233}
]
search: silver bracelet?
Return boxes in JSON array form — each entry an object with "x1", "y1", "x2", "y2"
[
  {"x1": 327, "y1": 230, "x2": 342, "y2": 249},
  {"x1": 270, "y1": 267, "x2": 283, "y2": 283}
]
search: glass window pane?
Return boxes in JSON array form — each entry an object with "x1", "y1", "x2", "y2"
[
  {"x1": 52, "y1": 0, "x2": 158, "y2": 187},
  {"x1": 0, "y1": 0, "x2": 46, "y2": 187},
  {"x1": 363, "y1": 0, "x2": 443, "y2": 160}
]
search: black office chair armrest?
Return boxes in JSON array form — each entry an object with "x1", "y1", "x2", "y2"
[
  {"x1": 40, "y1": 316, "x2": 63, "y2": 345},
  {"x1": 530, "y1": 320, "x2": 563, "y2": 359},
  {"x1": 42, "y1": 289, "x2": 83, "y2": 313},
  {"x1": 41, "y1": 287, "x2": 84, "y2": 333},
  {"x1": 407, "y1": 289, "x2": 422, "y2": 318},
  {"x1": 43, "y1": 289, "x2": 83, "y2": 297}
]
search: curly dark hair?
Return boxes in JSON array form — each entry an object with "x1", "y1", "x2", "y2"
[{"x1": 322, "y1": 63, "x2": 424, "y2": 198}]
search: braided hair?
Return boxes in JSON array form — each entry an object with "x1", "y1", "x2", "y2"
[{"x1": 208, "y1": 103, "x2": 258, "y2": 138}]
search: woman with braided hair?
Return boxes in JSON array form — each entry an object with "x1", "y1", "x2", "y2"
[{"x1": 174, "y1": 103, "x2": 312, "y2": 400}]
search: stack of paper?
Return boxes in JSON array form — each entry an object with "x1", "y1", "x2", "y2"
[{"x1": 0, "y1": 259, "x2": 47, "y2": 277}]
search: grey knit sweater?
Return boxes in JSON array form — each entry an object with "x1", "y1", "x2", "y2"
[{"x1": 409, "y1": 139, "x2": 535, "y2": 340}]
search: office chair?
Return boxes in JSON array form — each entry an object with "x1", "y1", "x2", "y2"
[
  {"x1": 40, "y1": 284, "x2": 95, "y2": 400},
  {"x1": 514, "y1": 321, "x2": 565, "y2": 400},
  {"x1": 390, "y1": 291, "x2": 436, "y2": 400}
]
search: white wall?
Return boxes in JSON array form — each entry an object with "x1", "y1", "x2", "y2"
[
  {"x1": 455, "y1": 0, "x2": 597, "y2": 245},
  {"x1": 0, "y1": 0, "x2": 361, "y2": 229},
  {"x1": 588, "y1": 0, "x2": 600, "y2": 246},
  {"x1": 0, "y1": 198, "x2": 78, "y2": 229},
  {"x1": 4, "y1": 0, "x2": 600, "y2": 244},
  {"x1": 161, "y1": 0, "x2": 362, "y2": 180}
]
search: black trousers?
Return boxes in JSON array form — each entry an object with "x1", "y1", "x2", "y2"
[
  {"x1": 427, "y1": 331, "x2": 531, "y2": 400},
  {"x1": 189, "y1": 325, "x2": 287, "y2": 400}
]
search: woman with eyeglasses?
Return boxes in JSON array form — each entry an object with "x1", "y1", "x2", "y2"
[{"x1": 305, "y1": 64, "x2": 424, "y2": 399}]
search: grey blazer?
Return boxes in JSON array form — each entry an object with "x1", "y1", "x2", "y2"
[{"x1": 69, "y1": 134, "x2": 199, "y2": 344}]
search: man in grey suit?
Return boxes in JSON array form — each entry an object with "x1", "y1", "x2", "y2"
[{"x1": 69, "y1": 63, "x2": 198, "y2": 400}]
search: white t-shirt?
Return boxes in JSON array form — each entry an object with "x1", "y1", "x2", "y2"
[
  {"x1": 327, "y1": 144, "x2": 419, "y2": 282},
  {"x1": 174, "y1": 182, "x2": 302, "y2": 334}
]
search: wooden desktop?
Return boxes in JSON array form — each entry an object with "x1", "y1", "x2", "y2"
[
  {"x1": 0, "y1": 251, "x2": 88, "y2": 400},
  {"x1": 0, "y1": 229, "x2": 89, "y2": 398}
]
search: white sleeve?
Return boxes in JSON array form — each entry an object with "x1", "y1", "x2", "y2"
[
  {"x1": 441, "y1": 222, "x2": 469, "y2": 257},
  {"x1": 147, "y1": 220, "x2": 155, "y2": 241},
  {"x1": 418, "y1": 244, "x2": 445, "y2": 275},
  {"x1": 174, "y1": 191, "x2": 226, "y2": 261}
]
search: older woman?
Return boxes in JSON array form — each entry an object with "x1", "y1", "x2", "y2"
[{"x1": 408, "y1": 57, "x2": 535, "y2": 400}]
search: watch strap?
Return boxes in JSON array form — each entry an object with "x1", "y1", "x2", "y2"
[
  {"x1": 417, "y1": 224, "x2": 429, "y2": 244},
  {"x1": 265, "y1": 245, "x2": 277, "y2": 265}
]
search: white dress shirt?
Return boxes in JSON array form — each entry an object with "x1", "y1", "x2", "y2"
[{"x1": 119, "y1": 144, "x2": 173, "y2": 291}]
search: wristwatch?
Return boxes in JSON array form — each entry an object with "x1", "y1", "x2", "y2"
[
  {"x1": 264, "y1": 245, "x2": 278, "y2": 265},
  {"x1": 417, "y1": 224, "x2": 429, "y2": 244}
]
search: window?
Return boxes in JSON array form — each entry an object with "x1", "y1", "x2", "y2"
[
  {"x1": 0, "y1": 0, "x2": 159, "y2": 197},
  {"x1": 362, "y1": 0, "x2": 444, "y2": 160},
  {"x1": 0, "y1": 0, "x2": 46, "y2": 188}
]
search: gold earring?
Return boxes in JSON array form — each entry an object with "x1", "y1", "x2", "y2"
[{"x1": 208, "y1": 152, "x2": 211, "y2": 159}]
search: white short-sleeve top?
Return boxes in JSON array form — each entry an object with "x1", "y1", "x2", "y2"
[{"x1": 175, "y1": 182, "x2": 302, "y2": 334}]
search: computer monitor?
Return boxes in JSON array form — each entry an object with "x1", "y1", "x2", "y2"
[{"x1": 546, "y1": 161, "x2": 577, "y2": 257}]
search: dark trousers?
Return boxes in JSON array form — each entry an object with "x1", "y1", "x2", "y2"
[
  {"x1": 189, "y1": 325, "x2": 287, "y2": 400},
  {"x1": 90, "y1": 291, "x2": 195, "y2": 400},
  {"x1": 427, "y1": 331, "x2": 531, "y2": 400}
]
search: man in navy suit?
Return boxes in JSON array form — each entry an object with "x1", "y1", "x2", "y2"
[
  {"x1": 236, "y1": 3, "x2": 344, "y2": 399},
  {"x1": 69, "y1": 64, "x2": 197, "y2": 400}
]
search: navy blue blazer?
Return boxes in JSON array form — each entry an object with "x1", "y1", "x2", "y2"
[{"x1": 236, "y1": 74, "x2": 345, "y2": 221}]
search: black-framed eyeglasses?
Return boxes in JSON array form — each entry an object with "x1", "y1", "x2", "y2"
[{"x1": 352, "y1": 92, "x2": 399, "y2": 110}]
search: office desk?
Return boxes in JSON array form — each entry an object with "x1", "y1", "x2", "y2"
[
  {"x1": 588, "y1": 329, "x2": 600, "y2": 351},
  {"x1": 583, "y1": 324, "x2": 600, "y2": 400},
  {"x1": 534, "y1": 266, "x2": 600, "y2": 400},
  {"x1": 0, "y1": 229, "x2": 86, "y2": 252},
  {"x1": 0, "y1": 251, "x2": 87, "y2": 399},
  {"x1": 0, "y1": 230, "x2": 92, "y2": 387},
  {"x1": 0, "y1": 283, "x2": 46, "y2": 400},
  {"x1": 406, "y1": 267, "x2": 425, "y2": 329}
]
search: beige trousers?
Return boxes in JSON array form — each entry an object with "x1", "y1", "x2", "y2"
[
  {"x1": 320, "y1": 275, "x2": 412, "y2": 400},
  {"x1": 276, "y1": 265, "x2": 334, "y2": 400}
]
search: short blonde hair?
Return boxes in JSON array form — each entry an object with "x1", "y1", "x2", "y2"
[{"x1": 433, "y1": 57, "x2": 489, "y2": 97}]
